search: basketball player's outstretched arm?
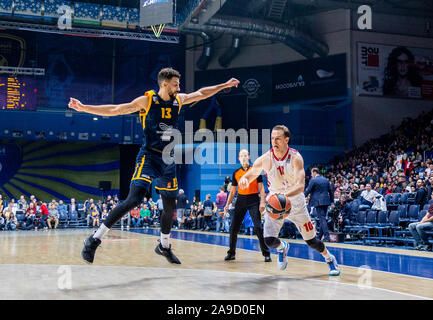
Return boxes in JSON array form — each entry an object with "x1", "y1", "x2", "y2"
[
  {"x1": 238, "y1": 154, "x2": 266, "y2": 190},
  {"x1": 68, "y1": 95, "x2": 148, "y2": 116},
  {"x1": 284, "y1": 154, "x2": 306, "y2": 197},
  {"x1": 178, "y1": 78, "x2": 240, "y2": 105}
]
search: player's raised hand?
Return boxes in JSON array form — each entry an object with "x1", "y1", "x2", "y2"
[
  {"x1": 225, "y1": 78, "x2": 240, "y2": 89},
  {"x1": 238, "y1": 176, "x2": 249, "y2": 190},
  {"x1": 68, "y1": 97, "x2": 84, "y2": 112}
]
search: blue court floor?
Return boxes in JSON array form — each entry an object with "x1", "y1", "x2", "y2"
[{"x1": 127, "y1": 228, "x2": 433, "y2": 280}]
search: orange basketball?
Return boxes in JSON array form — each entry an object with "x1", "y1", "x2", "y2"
[{"x1": 265, "y1": 193, "x2": 291, "y2": 219}]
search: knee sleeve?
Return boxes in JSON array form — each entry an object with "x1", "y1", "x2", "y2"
[
  {"x1": 160, "y1": 196, "x2": 176, "y2": 234},
  {"x1": 306, "y1": 238, "x2": 325, "y2": 253},
  {"x1": 264, "y1": 237, "x2": 280, "y2": 248}
]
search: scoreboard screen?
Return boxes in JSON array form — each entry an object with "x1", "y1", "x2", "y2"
[
  {"x1": 140, "y1": 0, "x2": 173, "y2": 28},
  {"x1": 0, "y1": 75, "x2": 37, "y2": 111}
]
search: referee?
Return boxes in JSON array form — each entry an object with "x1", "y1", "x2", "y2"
[{"x1": 223, "y1": 149, "x2": 271, "y2": 262}]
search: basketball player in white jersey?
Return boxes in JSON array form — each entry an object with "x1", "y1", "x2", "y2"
[{"x1": 238, "y1": 125, "x2": 340, "y2": 276}]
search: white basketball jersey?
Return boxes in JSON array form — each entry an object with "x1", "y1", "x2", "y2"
[{"x1": 266, "y1": 147, "x2": 298, "y2": 195}]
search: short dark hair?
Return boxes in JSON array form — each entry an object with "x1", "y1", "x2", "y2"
[
  {"x1": 158, "y1": 68, "x2": 181, "y2": 85},
  {"x1": 311, "y1": 167, "x2": 320, "y2": 175},
  {"x1": 272, "y1": 125, "x2": 290, "y2": 138}
]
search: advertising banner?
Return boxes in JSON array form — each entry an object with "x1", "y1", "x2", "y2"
[{"x1": 357, "y1": 42, "x2": 433, "y2": 99}]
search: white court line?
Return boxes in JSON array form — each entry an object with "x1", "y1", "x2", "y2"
[
  {"x1": 128, "y1": 229, "x2": 433, "y2": 282},
  {"x1": 0, "y1": 263, "x2": 429, "y2": 300}
]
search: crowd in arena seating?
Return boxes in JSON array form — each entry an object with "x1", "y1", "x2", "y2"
[
  {"x1": 1, "y1": 110, "x2": 432, "y2": 251},
  {"x1": 305, "y1": 109, "x2": 433, "y2": 251}
]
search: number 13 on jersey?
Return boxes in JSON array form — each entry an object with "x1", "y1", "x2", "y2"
[{"x1": 161, "y1": 107, "x2": 172, "y2": 119}]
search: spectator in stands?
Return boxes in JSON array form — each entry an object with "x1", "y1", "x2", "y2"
[
  {"x1": 195, "y1": 203, "x2": 204, "y2": 230},
  {"x1": 141, "y1": 204, "x2": 152, "y2": 228},
  {"x1": 47, "y1": 203, "x2": 59, "y2": 229},
  {"x1": 90, "y1": 204, "x2": 100, "y2": 228},
  {"x1": 425, "y1": 163, "x2": 433, "y2": 178},
  {"x1": 176, "y1": 189, "x2": 188, "y2": 229},
  {"x1": 0, "y1": 213, "x2": 4, "y2": 231},
  {"x1": 5, "y1": 211, "x2": 17, "y2": 231},
  {"x1": 215, "y1": 186, "x2": 227, "y2": 233},
  {"x1": 24, "y1": 202, "x2": 36, "y2": 230},
  {"x1": 409, "y1": 197, "x2": 433, "y2": 251},
  {"x1": 203, "y1": 194, "x2": 214, "y2": 231},
  {"x1": 224, "y1": 185, "x2": 236, "y2": 233},
  {"x1": 156, "y1": 195, "x2": 164, "y2": 218},
  {"x1": 0, "y1": 194, "x2": 3, "y2": 214},
  {"x1": 427, "y1": 176, "x2": 433, "y2": 200},
  {"x1": 414, "y1": 179, "x2": 428, "y2": 209},
  {"x1": 184, "y1": 207, "x2": 194, "y2": 230},
  {"x1": 120, "y1": 208, "x2": 130, "y2": 229},
  {"x1": 305, "y1": 167, "x2": 334, "y2": 242},
  {"x1": 17, "y1": 195, "x2": 28, "y2": 212},
  {"x1": 101, "y1": 208, "x2": 109, "y2": 223},
  {"x1": 68, "y1": 198, "x2": 79, "y2": 218},
  {"x1": 192, "y1": 196, "x2": 199, "y2": 207},
  {"x1": 84, "y1": 198, "x2": 94, "y2": 216},
  {"x1": 187, "y1": 205, "x2": 196, "y2": 230},
  {"x1": 350, "y1": 184, "x2": 361, "y2": 200},
  {"x1": 150, "y1": 205, "x2": 160, "y2": 226},
  {"x1": 131, "y1": 206, "x2": 141, "y2": 227},
  {"x1": 359, "y1": 183, "x2": 380, "y2": 210},
  {"x1": 38, "y1": 201, "x2": 49, "y2": 229},
  {"x1": 148, "y1": 197, "x2": 156, "y2": 209},
  {"x1": 9, "y1": 198, "x2": 17, "y2": 212},
  {"x1": 57, "y1": 200, "x2": 67, "y2": 218}
]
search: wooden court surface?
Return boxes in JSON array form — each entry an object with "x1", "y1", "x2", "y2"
[{"x1": 0, "y1": 229, "x2": 431, "y2": 300}]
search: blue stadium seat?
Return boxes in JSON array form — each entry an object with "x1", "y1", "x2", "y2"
[
  {"x1": 408, "y1": 205, "x2": 420, "y2": 222},
  {"x1": 418, "y1": 210, "x2": 427, "y2": 222},
  {"x1": 351, "y1": 199, "x2": 360, "y2": 214},
  {"x1": 15, "y1": 212, "x2": 26, "y2": 221},
  {"x1": 429, "y1": 199, "x2": 433, "y2": 205},
  {"x1": 391, "y1": 193, "x2": 401, "y2": 204},
  {"x1": 423, "y1": 204, "x2": 431, "y2": 211},
  {"x1": 400, "y1": 193, "x2": 408, "y2": 204},
  {"x1": 366, "y1": 210, "x2": 377, "y2": 225},
  {"x1": 384, "y1": 194, "x2": 392, "y2": 205},
  {"x1": 397, "y1": 204, "x2": 409, "y2": 223},
  {"x1": 407, "y1": 192, "x2": 416, "y2": 205},
  {"x1": 58, "y1": 211, "x2": 69, "y2": 228},
  {"x1": 388, "y1": 211, "x2": 401, "y2": 237},
  {"x1": 377, "y1": 211, "x2": 388, "y2": 225}
]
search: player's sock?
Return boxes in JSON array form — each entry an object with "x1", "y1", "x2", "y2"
[
  {"x1": 161, "y1": 232, "x2": 170, "y2": 249},
  {"x1": 93, "y1": 223, "x2": 109, "y2": 240},
  {"x1": 276, "y1": 241, "x2": 284, "y2": 251},
  {"x1": 322, "y1": 250, "x2": 332, "y2": 262}
]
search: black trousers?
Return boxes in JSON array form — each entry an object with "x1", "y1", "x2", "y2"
[
  {"x1": 228, "y1": 201, "x2": 270, "y2": 256},
  {"x1": 315, "y1": 205, "x2": 330, "y2": 241}
]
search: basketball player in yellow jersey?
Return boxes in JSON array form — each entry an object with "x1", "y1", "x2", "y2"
[
  {"x1": 238, "y1": 125, "x2": 340, "y2": 276},
  {"x1": 69, "y1": 68, "x2": 239, "y2": 264}
]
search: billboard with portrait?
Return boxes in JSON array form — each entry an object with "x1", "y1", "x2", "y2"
[{"x1": 357, "y1": 42, "x2": 433, "y2": 99}]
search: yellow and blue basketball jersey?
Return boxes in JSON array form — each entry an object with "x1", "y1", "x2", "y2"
[
  {"x1": 131, "y1": 90, "x2": 182, "y2": 198},
  {"x1": 139, "y1": 90, "x2": 182, "y2": 153}
]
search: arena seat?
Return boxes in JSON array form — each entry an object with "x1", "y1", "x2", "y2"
[
  {"x1": 400, "y1": 193, "x2": 408, "y2": 204},
  {"x1": 58, "y1": 211, "x2": 69, "y2": 228},
  {"x1": 384, "y1": 194, "x2": 392, "y2": 205},
  {"x1": 397, "y1": 204, "x2": 409, "y2": 224},
  {"x1": 408, "y1": 205, "x2": 420, "y2": 223},
  {"x1": 418, "y1": 210, "x2": 427, "y2": 222},
  {"x1": 422, "y1": 204, "x2": 431, "y2": 211}
]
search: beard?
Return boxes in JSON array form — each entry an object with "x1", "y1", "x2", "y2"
[{"x1": 168, "y1": 90, "x2": 178, "y2": 100}]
